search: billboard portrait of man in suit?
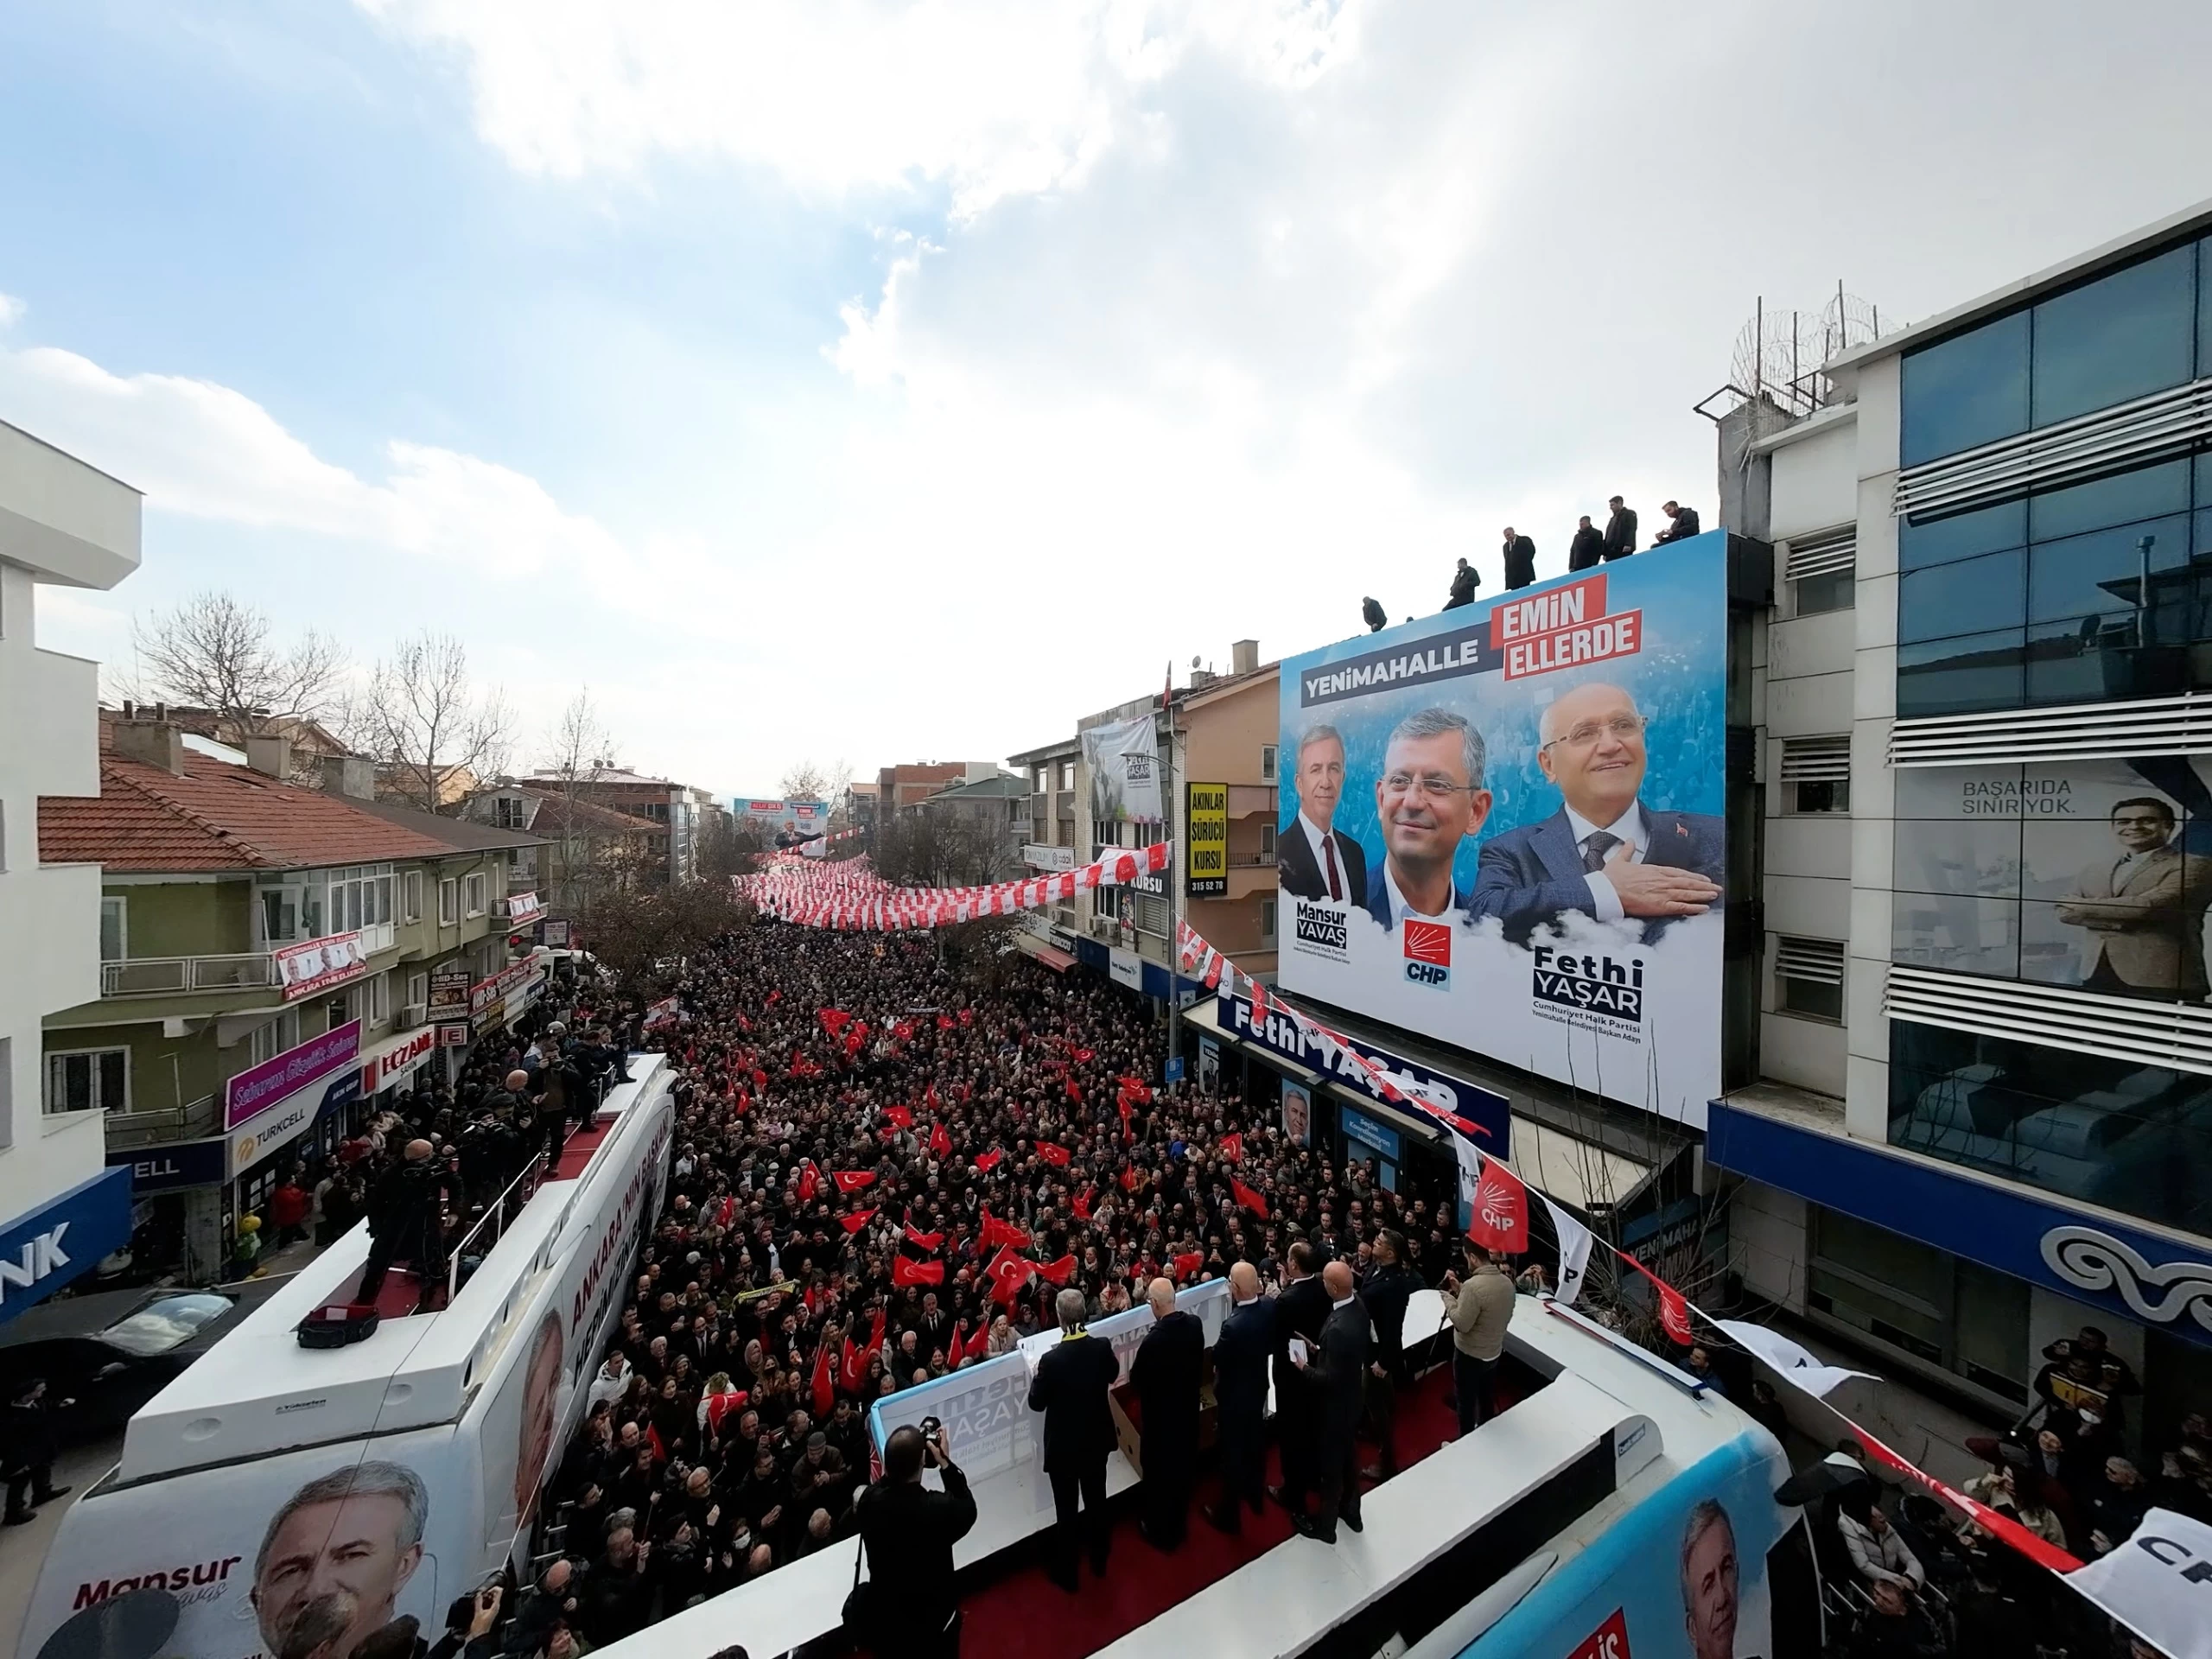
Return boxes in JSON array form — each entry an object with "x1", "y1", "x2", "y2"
[
  {"x1": 2055, "y1": 796, "x2": 2212, "y2": 995},
  {"x1": 1467, "y1": 681, "x2": 1723, "y2": 944},
  {"x1": 1278, "y1": 723, "x2": 1370, "y2": 906},
  {"x1": 1362, "y1": 707, "x2": 1491, "y2": 930}
]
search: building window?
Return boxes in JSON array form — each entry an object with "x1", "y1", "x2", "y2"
[
  {"x1": 1059, "y1": 761, "x2": 1075, "y2": 790},
  {"x1": 365, "y1": 973, "x2": 391, "y2": 1025},
  {"x1": 1773, "y1": 937, "x2": 1845, "y2": 1022},
  {"x1": 1795, "y1": 569, "x2": 1855, "y2": 615},
  {"x1": 406, "y1": 972, "x2": 429, "y2": 1013},
  {"x1": 1259, "y1": 898, "x2": 1278, "y2": 943},
  {"x1": 1783, "y1": 526, "x2": 1856, "y2": 617},
  {"x1": 1899, "y1": 235, "x2": 2203, "y2": 467},
  {"x1": 438, "y1": 878, "x2": 459, "y2": 926},
  {"x1": 1808, "y1": 1205, "x2": 2027, "y2": 1402},
  {"x1": 1135, "y1": 893, "x2": 1171, "y2": 937},
  {"x1": 1260, "y1": 822, "x2": 1276, "y2": 858},
  {"x1": 464, "y1": 872, "x2": 487, "y2": 917},
  {"x1": 1260, "y1": 744, "x2": 1278, "y2": 784},
  {"x1": 1895, "y1": 453, "x2": 2212, "y2": 718},
  {"x1": 1778, "y1": 736, "x2": 1851, "y2": 814},
  {"x1": 248, "y1": 1020, "x2": 279, "y2": 1065},
  {"x1": 495, "y1": 796, "x2": 527, "y2": 829},
  {"x1": 46, "y1": 1047, "x2": 128, "y2": 1116},
  {"x1": 99, "y1": 895, "x2": 127, "y2": 962},
  {"x1": 403, "y1": 871, "x2": 423, "y2": 922},
  {"x1": 1889, "y1": 1018, "x2": 2212, "y2": 1240}
]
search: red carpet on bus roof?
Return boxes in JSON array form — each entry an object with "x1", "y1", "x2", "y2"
[
  {"x1": 948, "y1": 1361, "x2": 1509, "y2": 1659},
  {"x1": 549, "y1": 1117, "x2": 613, "y2": 1180}
]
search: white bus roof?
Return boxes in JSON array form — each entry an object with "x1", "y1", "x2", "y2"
[{"x1": 113, "y1": 1054, "x2": 671, "y2": 1486}]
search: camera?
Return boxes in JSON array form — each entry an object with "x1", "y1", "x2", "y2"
[{"x1": 919, "y1": 1416, "x2": 943, "y2": 1440}]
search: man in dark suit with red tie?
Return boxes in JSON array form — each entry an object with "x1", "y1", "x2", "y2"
[{"x1": 1277, "y1": 724, "x2": 1369, "y2": 907}]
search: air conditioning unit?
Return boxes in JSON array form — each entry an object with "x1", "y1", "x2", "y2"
[
  {"x1": 395, "y1": 1003, "x2": 428, "y2": 1031},
  {"x1": 1088, "y1": 917, "x2": 1112, "y2": 939}
]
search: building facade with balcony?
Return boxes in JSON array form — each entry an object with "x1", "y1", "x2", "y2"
[
  {"x1": 1179, "y1": 641, "x2": 1280, "y2": 981},
  {"x1": 1713, "y1": 198, "x2": 2212, "y2": 1453},
  {"x1": 520, "y1": 767, "x2": 705, "y2": 886},
  {"x1": 0, "y1": 420, "x2": 142, "y2": 1322},
  {"x1": 41, "y1": 714, "x2": 540, "y2": 1281}
]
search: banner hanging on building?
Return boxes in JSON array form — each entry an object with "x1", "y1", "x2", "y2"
[
  {"x1": 1083, "y1": 715, "x2": 1163, "y2": 823},
  {"x1": 1185, "y1": 780, "x2": 1229, "y2": 896},
  {"x1": 1274, "y1": 532, "x2": 1730, "y2": 1127}
]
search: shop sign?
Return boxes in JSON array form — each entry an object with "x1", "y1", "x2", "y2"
[
  {"x1": 428, "y1": 967, "x2": 474, "y2": 1019},
  {"x1": 362, "y1": 1027, "x2": 437, "y2": 1095},
  {"x1": 107, "y1": 1137, "x2": 228, "y2": 1195},
  {"x1": 1108, "y1": 949, "x2": 1144, "y2": 990},
  {"x1": 274, "y1": 932, "x2": 367, "y2": 1001},
  {"x1": 1341, "y1": 1105, "x2": 1402, "y2": 1161},
  {"x1": 225, "y1": 1019, "x2": 362, "y2": 1131},
  {"x1": 470, "y1": 957, "x2": 539, "y2": 1017},
  {"x1": 231, "y1": 1071, "x2": 360, "y2": 1177},
  {"x1": 1024, "y1": 843, "x2": 1076, "y2": 872},
  {"x1": 0, "y1": 1167, "x2": 133, "y2": 1325},
  {"x1": 436, "y1": 1021, "x2": 472, "y2": 1047},
  {"x1": 542, "y1": 919, "x2": 572, "y2": 949}
]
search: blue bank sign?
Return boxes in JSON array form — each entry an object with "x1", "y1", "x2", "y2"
[
  {"x1": 0, "y1": 1165, "x2": 134, "y2": 1325},
  {"x1": 1217, "y1": 990, "x2": 1511, "y2": 1154},
  {"x1": 1707, "y1": 1102, "x2": 2212, "y2": 1350}
]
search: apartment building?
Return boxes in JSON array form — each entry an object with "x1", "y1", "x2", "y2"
[
  {"x1": 522, "y1": 766, "x2": 707, "y2": 886},
  {"x1": 0, "y1": 420, "x2": 141, "y2": 1322}
]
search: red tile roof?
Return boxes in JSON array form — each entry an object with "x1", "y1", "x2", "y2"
[{"x1": 41, "y1": 751, "x2": 461, "y2": 873}]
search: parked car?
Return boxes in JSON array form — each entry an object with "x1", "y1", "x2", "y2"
[{"x1": 0, "y1": 1278, "x2": 289, "y2": 1440}]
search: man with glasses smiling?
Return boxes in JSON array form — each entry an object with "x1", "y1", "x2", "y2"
[
  {"x1": 1468, "y1": 681, "x2": 1724, "y2": 944},
  {"x1": 1359, "y1": 708, "x2": 1492, "y2": 930}
]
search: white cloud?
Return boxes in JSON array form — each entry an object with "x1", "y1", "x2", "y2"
[
  {"x1": 356, "y1": 0, "x2": 1363, "y2": 217},
  {"x1": 0, "y1": 293, "x2": 22, "y2": 329}
]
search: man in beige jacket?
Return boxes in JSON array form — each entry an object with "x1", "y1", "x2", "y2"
[{"x1": 1440, "y1": 1238, "x2": 1516, "y2": 1435}]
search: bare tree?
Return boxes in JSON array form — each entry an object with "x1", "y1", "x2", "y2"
[
  {"x1": 779, "y1": 759, "x2": 830, "y2": 802},
  {"x1": 353, "y1": 632, "x2": 516, "y2": 815},
  {"x1": 696, "y1": 811, "x2": 766, "y2": 882},
  {"x1": 128, "y1": 591, "x2": 346, "y2": 737},
  {"x1": 535, "y1": 689, "x2": 619, "y2": 917},
  {"x1": 590, "y1": 881, "x2": 748, "y2": 1000}
]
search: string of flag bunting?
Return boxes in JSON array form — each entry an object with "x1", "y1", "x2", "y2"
[{"x1": 734, "y1": 842, "x2": 1175, "y2": 930}]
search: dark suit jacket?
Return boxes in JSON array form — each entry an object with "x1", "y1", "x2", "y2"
[
  {"x1": 1278, "y1": 820, "x2": 1369, "y2": 906},
  {"x1": 1655, "y1": 506, "x2": 1701, "y2": 543},
  {"x1": 1602, "y1": 508, "x2": 1637, "y2": 560},
  {"x1": 1502, "y1": 536, "x2": 1536, "y2": 590},
  {"x1": 1363, "y1": 870, "x2": 1472, "y2": 931},
  {"x1": 1359, "y1": 1263, "x2": 1423, "y2": 1379},
  {"x1": 1027, "y1": 1332, "x2": 1121, "y2": 1473},
  {"x1": 1467, "y1": 803, "x2": 1726, "y2": 944},
  {"x1": 1313, "y1": 1298, "x2": 1372, "y2": 1446},
  {"x1": 1445, "y1": 566, "x2": 1478, "y2": 609},
  {"x1": 856, "y1": 1465, "x2": 978, "y2": 1627},
  {"x1": 1131, "y1": 1309, "x2": 1205, "y2": 1457},
  {"x1": 1212, "y1": 1298, "x2": 1272, "y2": 1424},
  {"x1": 1270, "y1": 1277, "x2": 1331, "y2": 1420},
  {"x1": 1567, "y1": 525, "x2": 1605, "y2": 570}
]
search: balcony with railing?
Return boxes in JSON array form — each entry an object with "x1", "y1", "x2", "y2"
[
  {"x1": 105, "y1": 1094, "x2": 221, "y2": 1149},
  {"x1": 101, "y1": 923, "x2": 392, "y2": 999}
]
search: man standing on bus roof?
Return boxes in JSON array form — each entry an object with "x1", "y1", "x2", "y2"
[
  {"x1": 1361, "y1": 709, "x2": 1491, "y2": 930},
  {"x1": 1680, "y1": 1498, "x2": 1741, "y2": 1659},
  {"x1": 1466, "y1": 682, "x2": 1724, "y2": 945},
  {"x1": 251, "y1": 1461, "x2": 430, "y2": 1659}
]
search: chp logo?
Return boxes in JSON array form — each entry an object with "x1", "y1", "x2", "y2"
[
  {"x1": 1531, "y1": 944, "x2": 1644, "y2": 1023},
  {"x1": 1402, "y1": 919, "x2": 1452, "y2": 990}
]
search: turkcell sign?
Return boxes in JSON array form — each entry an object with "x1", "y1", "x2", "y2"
[{"x1": 1217, "y1": 989, "x2": 1510, "y2": 1153}]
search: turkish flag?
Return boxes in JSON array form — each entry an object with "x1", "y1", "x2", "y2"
[
  {"x1": 926, "y1": 1084, "x2": 943, "y2": 1110},
  {"x1": 902, "y1": 1224, "x2": 944, "y2": 1252},
  {"x1": 1117, "y1": 1077, "x2": 1154, "y2": 1107},
  {"x1": 1616, "y1": 1249, "x2": 1694, "y2": 1345},
  {"x1": 1071, "y1": 1186, "x2": 1095, "y2": 1222},
  {"x1": 985, "y1": 1245, "x2": 1036, "y2": 1305},
  {"x1": 1065, "y1": 1077, "x2": 1084, "y2": 1103},
  {"x1": 751, "y1": 1068, "x2": 768, "y2": 1090},
  {"x1": 1467, "y1": 1155, "x2": 1530, "y2": 1255},
  {"x1": 884, "y1": 1104, "x2": 914, "y2": 1129},
  {"x1": 1119, "y1": 1166, "x2": 1144, "y2": 1193},
  {"x1": 1038, "y1": 1141, "x2": 1071, "y2": 1167},
  {"x1": 958, "y1": 1008, "x2": 974, "y2": 1027},
  {"x1": 974, "y1": 1149, "x2": 1002, "y2": 1174},
  {"x1": 944, "y1": 1320, "x2": 968, "y2": 1367},
  {"x1": 798, "y1": 1162, "x2": 821, "y2": 1203},
  {"x1": 893, "y1": 1255, "x2": 944, "y2": 1287},
  {"x1": 818, "y1": 1007, "x2": 851, "y2": 1035},
  {"x1": 893, "y1": 1018, "x2": 915, "y2": 1042},
  {"x1": 1230, "y1": 1177, "x2": 1269, "y2": 1219},
  {"x1": 1218, "y1": 1132, "x2": 1243, "y2": 1164},
  {"x1": 839, "y1": 1336, "x2": 864, "y2": 1395},
  {"x1": 833, "y1": 1170, "x2": 877, "y2": 1193},
  {"x1": 839, "y1": 1208, "x2": 878, "y2": 1235},
  {"x1": 1171, "y1": 1249, "x2": 1204, "y2": 1282},
  {"x1": 843, "y1": 1030, "x2": 863, "y2": 1056},
  {"x1": 929, "y1": 1121, "x2": 951, "y2": 1159},
  {"x1": 1073, "y1": 1047, "x2": 1095, "y2": 1064},
  {"x1": 1037, "y1": 1255, "x2": 1077, "y2": 1286},
  {"x1": 811, "y1": 1336, "x2": 835, "y2": 1418},
  {"x1": 936, "y1": 1014, "x2": 954, "y2": 1031},
  {"x1": 982, "y1": 1210, "x2": 1032, "y2": 1250}
]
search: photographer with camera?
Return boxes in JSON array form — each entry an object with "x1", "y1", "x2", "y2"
[{"x1": 849, "y1": 1419, "x2": 976, "y2": 1659}]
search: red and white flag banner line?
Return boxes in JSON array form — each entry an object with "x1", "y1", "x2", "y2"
[{"x1": 734, "y1": 842, "x2": 1175, "y2": 931}]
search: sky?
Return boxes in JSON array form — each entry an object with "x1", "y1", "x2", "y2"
[{"x1": 6, "y1": 0, "x2": 2212, "y2": 799}]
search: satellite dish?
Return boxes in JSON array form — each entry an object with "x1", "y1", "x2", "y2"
[{"x1": 1191, "y1": 655, "x2": 1202, "y2": 669}]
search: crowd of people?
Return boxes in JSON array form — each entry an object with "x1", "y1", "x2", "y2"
[
  {"x1": 502, "y1": 921, "x2": 1475, "y2": 1653},
  {"x1": 1436, "y1": 494, "x2": 1706, "y2": 610}
]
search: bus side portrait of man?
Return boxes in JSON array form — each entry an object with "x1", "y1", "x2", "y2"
[
  {"x1": 1467, "y1": 681, "x2": 1724, "y2": 944},
  {"x1": 1680, "y1": 1498, "x2": 1743, "y2": 1659},
  {"x1": 252, "y1": 1461, "x2": 430, "y2": 1659},
  {"x1": 1361, "y1": 708, "x2": 1491, "y2": 930},
  {"x1": 1277, "y1": 723, "x2": 1369, "y2": 907}
]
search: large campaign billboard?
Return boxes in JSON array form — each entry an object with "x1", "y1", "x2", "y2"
[{"x1": 1276, "y1": 533, "x2": 1729, "y2": 1126}]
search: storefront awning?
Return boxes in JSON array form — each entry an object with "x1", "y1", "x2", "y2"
[
  {"x1": 1508, "y1": 1116, "x2": 1653, "y2": 1214},
  {"x1": 1031, "y1": 945, "x2": 1077, "y2": 972}
]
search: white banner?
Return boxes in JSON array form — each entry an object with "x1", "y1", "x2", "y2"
[
  {"x1": 2065, "y1": 1509, "x2": 2212, "y2": 1659},
  {"x1": 1083, "y1": 715, "x2": 1162, "y2": 823},
  {"x1": 1540, "y1": 1192, "x2": 1593, "y2": 1306},
  {"x1": 1714, "y1": 1319, "x2": 1878, "y2": 1399}
]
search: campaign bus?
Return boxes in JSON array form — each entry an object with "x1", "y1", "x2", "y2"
[{"x1": 17, "y1": 1056, "x2": 675, "y2": 1659}]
